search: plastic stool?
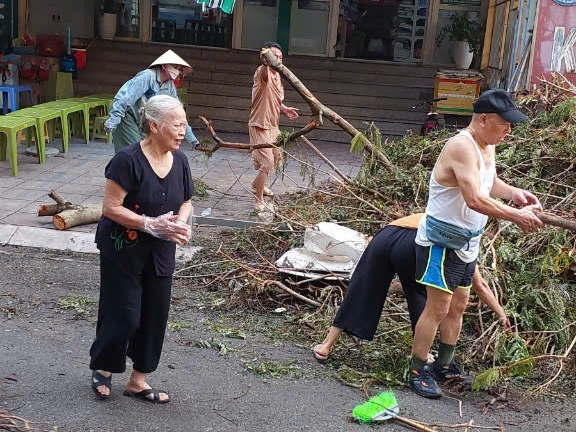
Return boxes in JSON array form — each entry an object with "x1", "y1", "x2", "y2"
[
  {"x1": 45, "y1": 71, "x2": 74, "y2": 101},
  {"x1": 17, "y1": 123, "x2": 51, "y2": 145},
  {"x1": 9, "y1": 106, "x2": 68, "y2": 156},
  {"x1": 82, "y1": 96, "x2": 113, "y2": 115},
  {"x1": 0, "y1": 84, "x2": 34, "y2": 114},
  {"x1": 92, "y1": 116, "x2": 112, "y2": 143},
  {"x1": 0, "y1": 116, "x2": 39, "y2": 176},
  {"x1": 37, "y1": 100, "x2": 88, "y2": 144}
]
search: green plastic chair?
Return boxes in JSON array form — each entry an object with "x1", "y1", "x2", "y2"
[
  {"x1": 0, "y1": 116, "x2": 39, "y2": 176},
  {"x1": 86, "y1": 94, "x2": 115, "y2": 99},
  {"x1": 92, "y1": 116, "x2": 112, "y2": 143},
  {"x1": 81, "y1": 95, "x2": 114, "y2": 114},
  {"x1": 45, "y1": 71, "x2": 74, "y2": 101},
  {"x1": 63, "y1": 97, "x2": 109, "y2": 117},
  {"x1": 8, "y1": 106, "x2": 69, "y2": 155},
  {"x1": 37, "y1": 100, "x2": 89, "y2": 144}
]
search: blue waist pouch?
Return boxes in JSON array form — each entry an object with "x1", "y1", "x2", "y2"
[{"x1": 425, "y1": 215, "x2": 484, "y2": 250}]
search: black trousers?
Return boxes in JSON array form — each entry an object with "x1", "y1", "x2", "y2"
[
  {"x1": 333, "y1": 226, "x2": 426, "y2": 340},
  {"x1": 89, "y1": 254, "x2": 172, "y2": 374}
]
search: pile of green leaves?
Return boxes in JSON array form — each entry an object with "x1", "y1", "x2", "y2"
[
  {"x1": 273, "y1": 80, "x2": 576, "y2": 392},
  {"x1": 182, "y1": 79, "x2": 575, "y2": 394}
]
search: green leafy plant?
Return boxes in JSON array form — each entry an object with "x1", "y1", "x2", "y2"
[{"x1": 436, "y1": 12, "x2": 484, "y2": 55}]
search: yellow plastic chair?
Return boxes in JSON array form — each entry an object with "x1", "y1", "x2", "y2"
[{"x1": 92, "y1": 116, "x2": 112, "y2": 144}]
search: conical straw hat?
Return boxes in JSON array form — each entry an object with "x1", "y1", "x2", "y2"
[{"x1": 150, "y1": 50, "x2": 193, "y2": 76}]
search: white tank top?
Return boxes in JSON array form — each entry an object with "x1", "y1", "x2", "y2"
[{"x1": 415, "y1": 130, "x2": 496, "y2": 263}]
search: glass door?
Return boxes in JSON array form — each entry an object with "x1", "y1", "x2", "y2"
[
  {"x1": 240, "y1": 0, "x2": 279, "y2": 49},
  {"x1": 116, "y1": 0, "x2": 142, "y2": 39},
  {"x1": 289, "y1": 0, "x2": 331, "y2": 56}
]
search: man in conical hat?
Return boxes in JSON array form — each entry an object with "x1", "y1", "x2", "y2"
[{"x1": 105, "y1": 50, "x2": 198, "y2": 153}]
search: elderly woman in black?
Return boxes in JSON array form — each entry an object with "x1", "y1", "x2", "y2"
[{"x1": 90, "y1": 95, "x2": 194, "y2": 404}]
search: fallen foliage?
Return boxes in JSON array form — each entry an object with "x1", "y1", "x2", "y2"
[
  {"x1": 0, "y1": 411, "x2": 57, "y2": 432},
  {"x1": 181, "y1": 76, "x2": 576, "y2": 398}
]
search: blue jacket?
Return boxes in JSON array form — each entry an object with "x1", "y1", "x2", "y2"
[{"x1": 104, "y1": 68, "x2": 198, "y2": 145}]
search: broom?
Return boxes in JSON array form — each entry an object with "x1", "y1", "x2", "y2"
[{"x1": 352, "y1": 390, "x2": 437, "y2": 432}]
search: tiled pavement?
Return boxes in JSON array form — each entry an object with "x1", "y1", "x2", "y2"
[{"x1": 0, "y1": 132, "x2": 362, "y2": 233}]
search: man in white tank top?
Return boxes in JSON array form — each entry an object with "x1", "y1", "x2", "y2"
[{"x1": 410, "y1": 89, "x2": 544, "y2": 399}]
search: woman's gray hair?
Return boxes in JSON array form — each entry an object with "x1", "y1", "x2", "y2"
[{"x1": 139, "y1": 95, "x2": 184, "y2": 135}]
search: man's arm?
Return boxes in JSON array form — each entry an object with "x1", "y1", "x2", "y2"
[
  {"x1": 449, "y1": 140, "x2": 543, "y2": 232},
  {"x1": 491, "y1": 177, "x2": 542, "y2": 208}
]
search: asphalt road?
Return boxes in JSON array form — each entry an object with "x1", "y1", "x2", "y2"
[{"x1": 1, "y1": 245, "x2": 574, "y2": 432}]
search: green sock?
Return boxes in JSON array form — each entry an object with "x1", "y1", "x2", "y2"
[
  {"x1": 411, "y1": 355, "x2": 427, "y2": 371},
  {"x1": 436, "y1": 342, "x2": 455, "y2": 368}
]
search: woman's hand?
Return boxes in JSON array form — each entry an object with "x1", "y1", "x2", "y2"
[{"x1": 143, "y1": 214, "x2": 191, "y2": 244}]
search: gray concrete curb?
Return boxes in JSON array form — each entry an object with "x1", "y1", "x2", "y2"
[
  {"x1": 0, "y1": 224, "x2": 202, "y2": 263},
  {"x1": 0, "y1": 224, "x2": 98, "y2": 254}
]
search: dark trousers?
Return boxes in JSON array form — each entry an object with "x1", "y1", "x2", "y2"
[
  {"x1": 333, "y1": 226, "x2": 426, "y2": 340},
  {"x1": 89, "y1": 254, "x2": 172, "y2": 374}
]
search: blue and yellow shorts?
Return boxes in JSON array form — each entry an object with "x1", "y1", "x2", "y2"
[{"x1": 415, "y1": 244, "x2": 476, "y2": 295}]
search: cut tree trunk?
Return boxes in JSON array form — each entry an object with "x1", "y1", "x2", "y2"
[
  {"x1": 37, "y1": 190, "x2": 102, "y2": 230},
  {"x1": 53, "y1": 205, "x2": 102, "y2": 230}
]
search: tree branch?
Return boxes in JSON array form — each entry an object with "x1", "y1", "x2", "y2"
[
  {"x1": 534, "y1": 211, "x2": 576, "y2": 232},
  {"x1": 261, "y1": 49, "x2": 396, "y2": 171},
  {"x1": 195, "y1": 116, "x2": 279, "y2": 152}
]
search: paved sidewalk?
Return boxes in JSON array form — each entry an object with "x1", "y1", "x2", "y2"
[{"x1": 0, "y1": 133, "x2": 361, "y2": 233}]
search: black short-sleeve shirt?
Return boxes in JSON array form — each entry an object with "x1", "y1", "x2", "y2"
[{"x1": 95, "y1": 142, "x2": 194, "y2": 276}]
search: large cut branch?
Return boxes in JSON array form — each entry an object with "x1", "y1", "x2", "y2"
[
  {"x1": 196, "y1": 116, "x2": 321, "y2": 155},
  {"x1": 195, "y1": 116, "x2": 280, "y2": 153},
  {"x1": 37, "y1": 190, "x2": 102, "y2": 230},
  {"x1": 261, "y1": 49, "x2": 395, "y2": 171},
  {"x1": 534, "y1": 211, "x2": 576, "y2": 232}
]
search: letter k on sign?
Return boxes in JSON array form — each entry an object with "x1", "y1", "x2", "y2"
[{"x1": 552, "y1": 27, "x2": 576, "y2": 73}]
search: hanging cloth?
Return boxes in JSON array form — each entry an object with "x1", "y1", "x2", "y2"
[{"x1": 198, "y1": 0, "x2": 236, "y2": 15}]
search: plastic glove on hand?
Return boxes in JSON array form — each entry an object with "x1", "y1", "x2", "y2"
[{"x1": 142, "y1": 212, "x2": 190, "y2": 244}]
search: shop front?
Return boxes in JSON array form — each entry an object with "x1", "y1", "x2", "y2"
[{"x1": 74, "y1": 0, "x2": 488, "y2": 67}]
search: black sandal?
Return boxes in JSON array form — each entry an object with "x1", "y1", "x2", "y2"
[
  {"x1": 123, "y1": 388, "x2": 170, "y2": 404},
  {"x1": 91, "y1": 370, "x2": 112, "y2": 399}
]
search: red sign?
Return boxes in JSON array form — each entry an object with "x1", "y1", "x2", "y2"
[{"x1": 531, "y1": 0, "x2": 576, "y2": 83}]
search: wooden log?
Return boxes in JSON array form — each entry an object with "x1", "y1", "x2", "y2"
[
  {"x1": 49, "y1": 190, "x2": 69, "y2": 206},
  {"x1": 52, "y1": 205, "x2": 102, "y2": 230},
  {"x1": 37, "y1": 204, "x2": 64, "y2": 216},
  {"x1": 38, "y1": 190, "x2": 73, "y2": 216},
  {"x1": 535, "y1": 211, "x2": 576, "y2": 232}
]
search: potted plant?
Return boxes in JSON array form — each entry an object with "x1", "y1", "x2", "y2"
[
  {"x1": 99, "y1": 0, "x2": 124, "y2": 39},
  {"x1": 436, "y1": 12, "x2": 484, "y2": 69}
]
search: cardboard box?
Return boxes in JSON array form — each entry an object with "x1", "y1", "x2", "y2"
[{"x1": 434, "y1": 70, "x2": 483, "y2": 115}]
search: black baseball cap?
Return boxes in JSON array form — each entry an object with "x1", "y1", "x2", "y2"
[{"x1": 473, "y1": 89, "x2": 528, "y2": 124}]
